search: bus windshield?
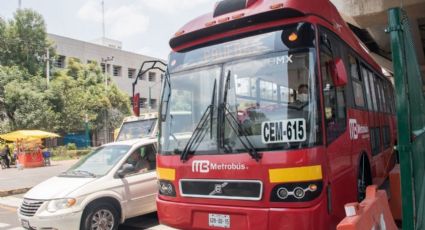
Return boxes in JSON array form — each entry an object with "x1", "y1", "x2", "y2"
[{"x1": 160, "y1": 22, "x2": 321, "y2": 155}]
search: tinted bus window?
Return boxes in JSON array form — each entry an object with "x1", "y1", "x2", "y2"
[
  {"x1": 349, "y1": 55, "x2": 365, "y2": 108},
  {"x1": 362, "y1": 67, "x2": 373, "y2": 111},
  {"x1": 321, "y1": 52, "x2": 346, "y2": 143},
  {"x1": 368, "y1": 71, "x2": 378, "y2": 112},
  {"x1": 378, "y1": 78, "x2": 387, "y2": 113}
]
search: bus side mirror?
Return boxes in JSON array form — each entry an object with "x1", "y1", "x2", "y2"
[{"x1": 330, "y1": 58, "x2": 348, "y2": 87}]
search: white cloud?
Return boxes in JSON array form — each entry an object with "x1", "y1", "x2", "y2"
[
  {"x1": 141, "y1": 0, "x2": 214, "y2": 14},
  {"x1": 77, "y1": 0, "x2": 149, "y2": 39}
]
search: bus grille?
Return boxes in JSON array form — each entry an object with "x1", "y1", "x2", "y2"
[
  {"x1": 20, "y1": 199, "x2": 44, "y2": 217},
  {"x1": 180, "y1": 179, "x2": 262, "y2": 201}
]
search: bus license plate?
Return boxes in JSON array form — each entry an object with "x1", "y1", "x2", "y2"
[
  {"x1": 21, "y1": 219, "x2": 30, "y2": 229},
  {"x1": 208, "y1": 213, "x2": 230, "y2": 228}
]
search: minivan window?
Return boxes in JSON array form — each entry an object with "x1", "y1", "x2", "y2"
[{"x1": 62, "y1": 145, "x2": 130, "y2": 177}]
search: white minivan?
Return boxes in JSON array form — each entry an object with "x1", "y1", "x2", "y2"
[{"x1": 18, "y1": 138, "x2": 158, "y2": 230}]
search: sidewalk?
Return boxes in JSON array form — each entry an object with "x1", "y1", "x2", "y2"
[{"x1": 0, "y1": 160, "x2": 78, "y2": 197}]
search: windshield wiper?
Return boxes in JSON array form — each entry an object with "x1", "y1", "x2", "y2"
[
  {"x1": 219, "y1": 70, "x2": 262, "y2": 162},
  {"x1": 180, "y1": 79, "x2": 217, "y2": 162},
  {"x1": 160, "y1": 70, "x2": 172, "y2": 122}
]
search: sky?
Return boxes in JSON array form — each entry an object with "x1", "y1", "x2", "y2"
[{"x1": 0, "y1": 0, "x2": 217, "y2": 59}]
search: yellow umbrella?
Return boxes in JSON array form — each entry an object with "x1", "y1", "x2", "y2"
[{"x1": 0, "y1": 130, "x2": 60, "y2": 142}]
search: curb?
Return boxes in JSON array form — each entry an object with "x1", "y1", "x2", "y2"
[{"x1": 0, "y1": 188, "x2": 31, "y2": 197}]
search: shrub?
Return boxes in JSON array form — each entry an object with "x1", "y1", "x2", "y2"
[{"x1": 66, "y1": 143, "x2": 77, "y2": 150}]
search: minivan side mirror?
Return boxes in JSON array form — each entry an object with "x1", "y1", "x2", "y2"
[
  {"x1": 117, "y1": 163, "x2": 135, "y2": 178},
  {"x1": 330, "y1": 58, "x2": 348, "y2": 87}
]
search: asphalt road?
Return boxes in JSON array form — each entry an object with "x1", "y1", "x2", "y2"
[{"x1": 0, "y1": 205, "x2": 23, "y2": 230}]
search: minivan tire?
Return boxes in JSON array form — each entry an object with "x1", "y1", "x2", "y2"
[{"x1": 81, "y1": 202, "x2": 119, "y2": 230}]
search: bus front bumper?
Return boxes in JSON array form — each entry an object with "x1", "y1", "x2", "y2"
[{"x1": 157, "y1": 197, "x2": 330, "y2": 230}]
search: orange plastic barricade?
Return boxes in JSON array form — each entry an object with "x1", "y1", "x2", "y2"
[
  {"x1": 336, "y1": 185, "x2": 398, "y2": 230},
  {"x1": 389, "y1": 165, "x2": 402, "y2": 221}
]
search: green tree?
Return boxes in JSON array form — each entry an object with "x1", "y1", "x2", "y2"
[
  {"x1": 4, "y1": 75, "x2": 56, "y2": 130},
  {"x1": 0, "y1": 9, "x2": 130, "y2": 136},
  {"x1": 47, "y1": 59, "x2": 131, "y2": 133},
  {"x1": 0, "y1": 9, "x2": 52, "y2": 75}
]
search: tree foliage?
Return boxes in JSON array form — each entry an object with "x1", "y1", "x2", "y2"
[
  {"x1": 0, "y1": 9, "x2": 131, "y2": 134},
  {"x1": 0, "y1": 9, "x2": 52, "y2": 75}
]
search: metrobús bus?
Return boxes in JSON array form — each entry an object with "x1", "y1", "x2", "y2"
[{"x1": 156, "y1": 0, "x2": 397, "y2": 229}]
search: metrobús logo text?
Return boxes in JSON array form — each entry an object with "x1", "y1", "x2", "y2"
[{"x1": 192, "y1": 160, "x2": 248, "y2": 173}]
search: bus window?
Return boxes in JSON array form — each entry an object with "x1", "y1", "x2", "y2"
[
  {"x1": 320, "y1": 51, "x2": 346, "y2": 143},
  {"x1": 378, "y1": 78, "x2": 387, "y2": 113},
  {"x1": 349, "y1": 55, "x2": 365, "y2": 108},
  {"x1": 367, "y1": 71, "x2": 378, "y2": 112},
  {"x1": 361, "y1": 67, "x2": 372, "y2": 111}
]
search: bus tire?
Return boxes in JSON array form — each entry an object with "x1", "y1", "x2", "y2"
[{"x1": 357, "y1": 153, "x2": 372, "y2": 202}]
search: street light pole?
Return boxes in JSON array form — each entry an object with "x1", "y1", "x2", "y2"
[
  {"x1": 147, "y1": 79, "x2": 161, "y2": 113},
  {"x1": 46, "y1": 48, "x2": 50, "y2": 86},
  {"x1": 101, "y1": 56, "x2": 114, "y2": 144},
  {"x1": 101, "y1": 56, "x2": 114, "y2": 89}
]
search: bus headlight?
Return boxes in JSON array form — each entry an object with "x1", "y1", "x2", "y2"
[
  {"x1": 158, "y1": 180, "x2": 176, "y2": 197},
  {"x1": 270, "y1": 181, "x2": 322, "y2": 202},
  {"x1": 276, "y1": 187, "x2": 289, "y2": 199}
]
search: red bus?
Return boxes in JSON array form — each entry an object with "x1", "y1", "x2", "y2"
[{"x1": 156, "y1": 0, "x2": 397, "y2": 229}]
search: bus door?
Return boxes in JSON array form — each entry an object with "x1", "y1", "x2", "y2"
[
  {"x1": 361, "y1": 65, "x2": 384, "y2": 184},
  {"x1": 319, "y1": 27, "x2": 352, "y2": 221}
]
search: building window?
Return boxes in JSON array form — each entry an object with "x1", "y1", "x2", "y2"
[
  {"x1": 54, "y1": 55, "x2": 66, "y2": 68},
  {"x1": 140, "y1": 98, "x2": 147, "y2": 108},
  {"x1": 148, "y1": 72, "x2": 156, "y2": 82},
  {"x1": 150, "y1": 99, "x2": 157, "y2": 109},
  {"x1": 101, "y1": 63, "x2": 106, "y2": 73},
  {"x1": 113, "y1": 65, "x2": 122, "y2": 77},
  {"x1": 128, "y1": 68, "x2": 136, "y2": 78}
]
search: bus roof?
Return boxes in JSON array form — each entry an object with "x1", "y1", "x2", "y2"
[{"x1": 169, "y1": 0, "x2": 383, "y2": 75}]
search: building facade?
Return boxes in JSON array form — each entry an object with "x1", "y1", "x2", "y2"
[
  {"x1": 48, "y1": 34, "x2": 165, "y2": 113},
  {"x1": 48, "y1": 34, "x2": 165, "y2": 145}
]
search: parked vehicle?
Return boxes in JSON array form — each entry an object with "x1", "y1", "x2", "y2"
[
  {"x1": 115, "y1": 113, "x2": 158, "y2": 142},
  {"x1": 18, "y1": 138, "x2": 158, "y2": 230}
]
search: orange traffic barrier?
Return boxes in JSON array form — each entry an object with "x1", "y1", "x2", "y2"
[
  {"x1": 389, "y1": 164, "x2": 402, "y2": 221},
  {"x1": 336, "y1": 185, "x2": 398, "y2": 230}
]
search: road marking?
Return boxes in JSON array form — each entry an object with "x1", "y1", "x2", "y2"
[
  {"x1": 0, "y1": 205, "x2": 17, "y2": 212},
  {"x1": 0, "y1": 223, "x2": 11, "y2": 228}
]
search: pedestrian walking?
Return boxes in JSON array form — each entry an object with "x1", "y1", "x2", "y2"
[{"x1": 1, "y1": 145, "x2": 12, "y2": 168}]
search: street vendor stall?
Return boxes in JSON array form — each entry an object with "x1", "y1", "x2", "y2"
[{"x1": 0, "y1": 130, "x2": 59, "y2": 168}]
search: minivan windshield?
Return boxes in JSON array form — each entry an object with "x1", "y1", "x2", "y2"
[{"x1": 61, "y1": 145, "x2": 130, "y2": 177}]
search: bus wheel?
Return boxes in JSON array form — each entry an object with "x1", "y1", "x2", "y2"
[{"x1": 357, "y1": 154, "x2": 371, "y2": 202}]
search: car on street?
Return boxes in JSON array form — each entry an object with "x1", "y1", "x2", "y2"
[{"x1": 17, "y1": 138, "x2": 158, "y2": 230}]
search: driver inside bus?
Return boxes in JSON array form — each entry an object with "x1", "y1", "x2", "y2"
[{"x1": 297, "y1": 84, "x2": 309, "y2": 103}]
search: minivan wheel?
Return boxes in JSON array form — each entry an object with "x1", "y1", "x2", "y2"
[{"x1": 81, "y1": 203, "x2": 119, "y2": 230}]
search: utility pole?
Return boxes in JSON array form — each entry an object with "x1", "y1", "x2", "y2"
[
  {"x1": 101, "y1": 0, "x2": 106, "y2": 38},
  {"x1": 46, "y1": 49, "x2": 50, "y2": 86},
  {"x1": 101, "y1": 56, "x2": 114, "y2": 144},
  {"x1": 18, "y1": 0, "x2": 22, "y2": 9}
]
